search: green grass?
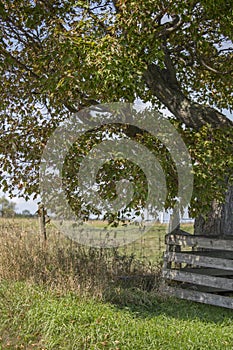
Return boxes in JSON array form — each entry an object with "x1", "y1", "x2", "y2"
[
  {"x1": 2, "y1": 218, "x2": 227, "y2": 350},
  {"x1": 0, "y1": 281, "x2": 233, "y2": 350},
  {"x1": 118, "y1": 222, "x2": 193, "y2": 261}
]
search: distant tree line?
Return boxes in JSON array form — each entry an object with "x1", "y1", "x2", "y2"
[{"x1": 0, "y1": 196, "x2": 35, "y2": 218}]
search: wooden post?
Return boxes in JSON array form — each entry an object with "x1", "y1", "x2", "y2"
[
  {"x1": 168, "y1": 208, "x2": 181, "y2": 268},
  {"x1": 38, "y1": 204, "x2": 47, "y2": 241}
]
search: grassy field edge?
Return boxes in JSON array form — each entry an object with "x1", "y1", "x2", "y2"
[{"x1": 1, "y1": 280, "x2": 233, "y2": 350}]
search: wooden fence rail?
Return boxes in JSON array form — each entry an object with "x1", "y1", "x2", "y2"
[{"x1": 163, "y1": 232, "x2": 233, "y2": 309}]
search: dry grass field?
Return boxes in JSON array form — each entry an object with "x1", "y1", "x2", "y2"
[{"x1": 0, "y1": 217, "x2": 168, "y2": 295}]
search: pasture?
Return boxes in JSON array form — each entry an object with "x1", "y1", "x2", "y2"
[{"x1": 0, "y1": 218, "x2": 232, "y2": 350}]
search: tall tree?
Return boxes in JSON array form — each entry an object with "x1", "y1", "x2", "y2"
[{"x1": 0, "y1": 0, "x2": 232, "y2": 234}]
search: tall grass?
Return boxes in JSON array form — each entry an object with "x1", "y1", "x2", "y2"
[
  {"x1": 0, "y1": 218, "x2": 162, "y2": 298},
  {"x1": 3, "y1": 219, "x2": 232, "y2": 350}
]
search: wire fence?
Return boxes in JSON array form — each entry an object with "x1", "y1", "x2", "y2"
[{"x1": 0, "y1": 217, "x2": 193, "y2": 262}]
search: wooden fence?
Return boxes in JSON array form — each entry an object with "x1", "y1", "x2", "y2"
[{"x1": 162, "y1": 231, "x2": 233, "y2": 309}]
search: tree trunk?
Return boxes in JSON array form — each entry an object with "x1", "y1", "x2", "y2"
[
  {"x1": 194, "y1": 186, "x2": 233, "y2": 236},
  {"x1": 144, "y1": 61, "x2": 233, "y2": 237}
]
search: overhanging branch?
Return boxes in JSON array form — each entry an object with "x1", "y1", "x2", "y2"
[{"x1": 144, "y1": 63, "x2": 233, "y2": 130}]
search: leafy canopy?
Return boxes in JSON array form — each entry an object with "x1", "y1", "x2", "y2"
[{"x1": 0, "y1": 0, "x2": 232, "y2": 218}]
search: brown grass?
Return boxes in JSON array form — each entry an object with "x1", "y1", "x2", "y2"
[{"x1": 0, "y1": 218, "x2": 162, "y2": 297}]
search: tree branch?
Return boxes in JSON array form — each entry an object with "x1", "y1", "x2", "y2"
[
  {"x1": 198, "y1": 57, "x2": 233, "y2": 75},
  {"x1": 157, "y1": 15, "x2": 183, "y2": 38},
  {"x1": 161, "y1": 42, "x2": 179, "y2": 87},
  {"x1": 0, "y1": 44, "x2": 39, "y2": 78},
  {"x1": 143, "y1": 63, "x2": 233, "y2": 130}
]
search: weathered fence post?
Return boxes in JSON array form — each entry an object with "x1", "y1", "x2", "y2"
[{"x1": 38, "y1": 204, "x2": 47, "y2": 241}]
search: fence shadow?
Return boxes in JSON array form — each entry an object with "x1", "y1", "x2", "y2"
[{"x1": 103, "y1": 285, "x2": 233, "y2": 324}]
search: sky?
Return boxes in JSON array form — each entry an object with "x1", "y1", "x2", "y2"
[
  {"x1": 0, "y1": 192, "x2": 39, "y2": 214},
  {"x1": 1, "y1": 106, "x2": 232, "y2": 214}
]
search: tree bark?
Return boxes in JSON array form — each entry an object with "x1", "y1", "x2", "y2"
[
  {"x1": 194, "y1": 187, "x2": 233, "y2": 236},
  {"x1": 144, "y1": 62, "x2": 233, "y2": 237}
]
